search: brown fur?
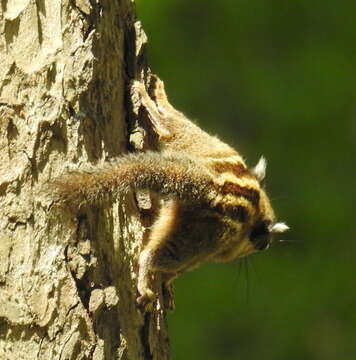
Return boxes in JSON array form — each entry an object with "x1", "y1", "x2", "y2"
[
  {"x1": 211, "y1": 161, "x2": 253, "y2": 178},
  {"x1": 51, "y1": 75, "x2": 287, "y2": 309}
]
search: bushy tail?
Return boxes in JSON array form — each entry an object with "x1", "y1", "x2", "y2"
[{"x1": 50, "y1": 151, "x2": 214, "y2": 209}]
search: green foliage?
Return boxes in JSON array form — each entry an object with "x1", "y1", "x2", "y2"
[{"x1": 136, "y1": 1, "x2": 356, "y2": 359}]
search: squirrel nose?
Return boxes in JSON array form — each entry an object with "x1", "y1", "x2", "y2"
[
  {"x1": 249, "y1": 220, "x2": 271, "y2": 251},
  {"x1": 250, "y1": 234, "x2": 270, "y2": 250}
]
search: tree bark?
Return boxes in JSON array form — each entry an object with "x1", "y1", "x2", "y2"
[{"x1": 0, "y1": 1, "x2": 169, "y2": 359}]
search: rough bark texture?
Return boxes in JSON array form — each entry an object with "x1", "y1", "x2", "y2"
[{"x1": 0, "y1": 1, "x2": 169, "y2": 359}]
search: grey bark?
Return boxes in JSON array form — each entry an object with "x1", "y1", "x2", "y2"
[{"x1": 0, "y1": 1, "x2": 169, "y2": 359}]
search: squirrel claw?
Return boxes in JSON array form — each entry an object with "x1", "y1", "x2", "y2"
[{"x1": 136, "y1": 288, "x2": 156, "y2": 312}]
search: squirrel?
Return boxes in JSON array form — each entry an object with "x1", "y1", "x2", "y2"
[{"x1": 52, "y1": 75, "x2": 289, "y2": 309}]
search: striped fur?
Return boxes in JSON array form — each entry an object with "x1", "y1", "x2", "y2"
[
  {"x1": 211, "y1": 161, "x2": 252, "y2": 179},
  {"x1": 52, "y1": 76, "x2": 288, "y2": 308}
]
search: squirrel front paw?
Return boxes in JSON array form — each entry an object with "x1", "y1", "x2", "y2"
[{"x1": 136, "y1": 287, "x2": 156, "y2": 312}]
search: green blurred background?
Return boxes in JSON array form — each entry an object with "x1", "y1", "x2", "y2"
[{"x1": 135, "y1": 1, "x2": 356, "y2": 359}]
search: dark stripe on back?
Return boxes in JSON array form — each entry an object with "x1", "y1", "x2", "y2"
[
  {"x1": 212, "y1": 162, "x2": 252, "y2": 178},
  {"x1": 217, "y1": 182, "x2": 260, "y2": 207}
]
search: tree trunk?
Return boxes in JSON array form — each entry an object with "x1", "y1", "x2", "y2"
[{"x1": 0, "y1": 1, "x2": 169, "y2": 359}]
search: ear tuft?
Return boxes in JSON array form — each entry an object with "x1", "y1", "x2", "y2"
[
  {"x1": 252, "y1": 156, "x2": 267, "y2": 182},
  {"x1": 269, "y1": 222, "x2": 289, "y2": 233}
]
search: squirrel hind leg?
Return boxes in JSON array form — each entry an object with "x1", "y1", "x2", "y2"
[
  {"x1": 131, "y1": 79, "x2": 171, "y2": 138},
  {"x1": 137, "y1": 199, "x2": 180, "y2": 310},
  {"x1": 149, "y1": 75, "x2": 178, "y2": 115}
]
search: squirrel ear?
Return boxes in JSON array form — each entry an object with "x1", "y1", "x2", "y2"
[
  {"x1": 269, "y1": 222, "x2": 289, "y2": 233},
  {"x1": 252, "y1": 156, "x2": 267, "y2": 182}
]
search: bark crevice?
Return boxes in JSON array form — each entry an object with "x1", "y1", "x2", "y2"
[{"x1": 0, "y1": 1, "x2": 170, "y2": 359}]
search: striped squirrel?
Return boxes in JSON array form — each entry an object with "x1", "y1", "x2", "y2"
[{"x1": 53, "y1": 75, "x2": 288, "y2": 309}]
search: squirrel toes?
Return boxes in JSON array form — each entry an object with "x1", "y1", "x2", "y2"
[{"x1": 52, "y1": 75, "x2": 288, "y2": 309}]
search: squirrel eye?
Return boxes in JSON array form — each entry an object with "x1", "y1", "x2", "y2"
[{"x1": 250, "y1": 220, "x2": 271, "y2": 250}]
